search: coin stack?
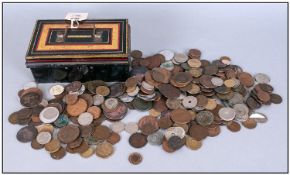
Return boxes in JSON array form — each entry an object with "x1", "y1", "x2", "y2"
[{"x1": 9, "y1": 49, "x2": 282, "y2": 164}]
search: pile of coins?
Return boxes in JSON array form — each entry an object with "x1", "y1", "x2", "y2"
[{"x1": 9, "y1": 49, "x2": 282, "y2": 164}]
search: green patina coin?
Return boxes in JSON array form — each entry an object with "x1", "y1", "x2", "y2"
[{"x1": 54, "y1": 114, "x2": 69, "y2": 128}]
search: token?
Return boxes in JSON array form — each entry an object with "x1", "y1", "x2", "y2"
[
  {"x1": 50, "y1": 147, "x2": 66, "y2": 160},
  {"x1": 171, "y1": 109, "x2": 192, "y2": 124},
  {"x1": 80, "y1": 147, "x2": 95, "y2": 158},
  {"x1": 16, "y1": 126, "x2": 37, "y2": 143},
  {"x1": 185, "y1": 136, "x2": 202, "y2": 150},
  {"x1": 196, "y1": 111, "x2": 214, "y2": 127},
  {"x1": 218, "y1": 107, "x2": 236, "y2": 121},
  {"x1": 45, "y1": 139, "x2": 61, "y2": 153},
  {"x1": 36, "y1": 131, "x2": 51, "y2": 145},
  {"x1": 227, "y1": 121, "x2": 241, "y2": 132},
  {"x1": 95, "y1": 142, "x2": 114, "y2": 158},
  {"x1": 78, "y1": 112, "x2": 93, "y2": 126},
  {"x1": 87, "y1": 106, "x2": 101, "y2": 119},
  {"x1": 189, "y1": 125, "x2": 208, "y2": 141},
  {"x1": 249, "y1": 112, "x2": 268, "y2": 123},
  {"x1": 254, "y1": 73, "x2": 270, "y2": 84},
  {"x1": 125, "y1": 122, "x2": 139, "y2": 134},
  {"x1": 96, "y1": 86, "x2": 110, "y2": 96},
  {"x1": 67, "y1": 98, "x2": 88, "y2": 117},
  {"x1": 131, "y1": 50, "x2": 143, "y2": 59},
  {"x1": 49, "y1": 85, "x2": 64, "y2": 96},
  {"x1": 167, "y1": 135, "x2": 185, "y2": 150},
  {"x1": 57, "y1": 125, "x2": 80, "y2": 144},
  {"x1": 182, "y1": 96, "x2": 197, "y2": 109},
  {"x1": 129, "y1": 152, "x2": 143, "y2": 165},
  {"x1": 129, "y1": 133, "x2": 147, "y2": 148},
  {"x1": 147, "y1": 131, "x2": 164, "y2": 145},
  {"x1": 159, "y1": 50, "x2": 174, "y2": 61},
  {"x1": 270, "y1": 93, "x2": 282, "y2": 104},
  {"x1": 110, "y1": 121, "x2": 125, "y2": 133},
  {"x1": 39, "y1": 107, "x2": 59, "y2": 123},
  {"x1": 106, "y1": 132, "x2": 121, "y2": 145},
  {"x1": 164, "y1": 127, "x2": 185, "y2": 140}
]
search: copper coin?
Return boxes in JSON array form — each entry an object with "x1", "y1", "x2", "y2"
[
  {"x1": 227, "y1": 121, "x2": 241, "y2": 132},
  {"x1": 188, "y1": 49, "x2": 201, "y2": 59},
  {"x1": 270, "y1": 93, "x2": 283, "y2": 104},
  {"x1": 125, "y1": 77, "x2": 138, "y2": 88},
  {"x1": 158, "y1": 84, "x2": 181, "y2": 99},
  {"x1": 259, "y1": 83, "x2": 274, "y2": 93},
  {"x1": 87, "y1": 106, "x2": 101, "y2": 119},
  {"x1": 238, "y1": 72, "x2": 254, "y2": 87},
  {"x1": 96, "y1": 86, "x2": 110, "y2": 96},
  {"x1": 16, "y1": 126, "x2": 37, "y2": 143},
  {"x1": 199, "y1": 75, "x2": 216, "y2": 88},
  {"x1": 242, "y1": 118, "x2": 257, "y2": 129},
  {"x1": 57, "y1": 125, "x2": 80, "y2": 144},
  {"x1": 153, "y1": 98, "x2": 168, "y2": 112},
  {"x1": 64, "y1": 93, "x2": 78, "y2": 105},
  {"x1": 185, "y1": 136, "x2": 202, "y2": 150},
  {"x1": 171, "y1": 109, "x2": 192, "y2": 124},
  {"x1": 138, "y1": 116, "x2": 159, "y2": 135},
  {"x1": 131, "y1": 50, "x2": 143, "y2": 59},
  {"x1": 79, "y1": 94, "x2": 94, "y2": 107},
  {"x1": 50, "y1": 147, "x2": 66, "y2": 160},
  {"x1": 152, "y1": 68, "x2": 171, "y2": 83},
  {"x1": 45, "y1": 139, "x2": 61, "y2": 153},
  {"x1": 92, "y1": 125, "x2": 111, "y2": 141},
  {"x1": 207, "y1": 124, "x2": 221, "y2": 137},
  {"x1": 109, "y1": 82, "x2": 125, "y2": 98},
  {"x1": 129, "y1": 133, "x2": 147, "y2": 148},
  {"x1": 8, "y1": 112, "x2": 19, "y2": 124},
  {"x1": 106, "y1": 132, "x2": 121, "y2": 145},
  {"x1": 189, "y1": 125, "x2": 208, "y2": 141},
  {"x1": 256, "y1": 90, "x2": 270, "y2": 103},
  {"x1": 128, "y1": 152, "x2": 143, "y2": 165},
  {"x1": 31, "y1": 139, "x2": 44, "y2": 150},
  {"x1": 196, "y1": 95, "x2": 208, "y2": 107},
  {"x1": 67, "y1": 137, "x2": 83, "y2": 148},
  {"x1": 65, "y1": 81, "x2": 82, "y2": 92},
  {"x1": 158, "y1": 115, "x2": 173, "y2": 129},
  {"x1": 66, "y1": 98, "x2": 88, "y2": 117},
  {"x1": 79, "y1": 125, "x2": 93, "y2": 138},
  {"x1": 71, "y1": 141, "x2": 90, "y2": 153}
]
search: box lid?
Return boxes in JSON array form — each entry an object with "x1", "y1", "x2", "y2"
[{"x1": 26, "y1": 19, "x2": 129, "y2": 66}]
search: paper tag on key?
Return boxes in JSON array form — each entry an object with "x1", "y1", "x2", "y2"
[{"x1": 65, "y1": 13, "x2": 88, "y2": 28}]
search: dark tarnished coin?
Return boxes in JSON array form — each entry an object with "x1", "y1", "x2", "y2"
[
  {"x1": 128, "y1": 152, "x2": 143, "y2": 165},
  {"x1": 270, "y1": 93, "x2": 282, "y2": 104},
  {"x1": 167, "y1": 135, "x2": 185, "y2": 150},
  {"x1": 129, "y1": 133, "x2": 147, "y2": 148},
  {"x1": 65, "y1": 81, "x2": 82, "y2": 92},
  {"x1": 50, "y1": 147, "x2": 66, "y2": 160},
  {"x1": 131, "y1": 50, "x2": 143, "y2": 59},
  {"x1": 53, "y1": 114, "x2": 69, "y2": 128},
  {"x1": 132, "y1": 98, "x2": 152, "y2": 111},
  {"x1": 79, "y1": 125, "x2": 93, "y2": 138},
  {"x1": 189, "y1": 125, "x2": 208, "y2": 141},
  {"x1": 196, "y1": 111, "x2": 214, "y2": 126},
  {"x1": 20, "y1": 88, "x2": 43, "y2": 107},
  {"x1": 57, "y1": 125, "x2": 80, "y2": 144},
  {"x1": 246, "y1": 97, "x2": 261, "y2": 110},
  {"x1": 203, "y1": 65, "x2": 218, "y2": 75},
  {"x1": 109, "y1": 82, "x2": 125, "y2": 97},
  {"x1": 107, "y1": 132, "x2": 121, "y2": 145},
  {"x1": 158, "y1": 84, "x2": 181, "y2": 99},
  {"x1": 259, "y1": 83, "x2": 274, "y2": 93},
  {"x1": 16, "y1": 126, "x2": 37, "y2": 143},
  {"x1": 8, "y1": 111, "x2": 19, "y2": 124},
  {"x1": 67, "y1": 137, "x2": 83, "y2": 149}
]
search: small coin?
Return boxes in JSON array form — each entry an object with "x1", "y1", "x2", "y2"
[
  {"x1": 233, "y1": 104, "x2": 249, "y2": 122},
  {"x1": 80, "y1": 147, "x2": 95, "y2": 158},
  {"x1": 36, "y1": 131, "x2": 51, "y2": 145},
  {"x1": 104, "y1": 98, "x2": 119, "y2": 110},
  {"x1": 96, "y1": 86, "x2": 110, "y2": 96},
  {"x1": 227, "y1": 121, "x2": 241, "y2": 132},
  {"x1": 95, "y1": 142, "x2": 114, "y2": 158},
  {"x1": 188, "y1": 49, "x2": 201, "y2": 59},
  {"x1": 147, "y1": 131, "x2": 164, "y2": 145},
  {"x1": 50, "y1": 147, "x2": 66, "y2": 160},
  {"x1": 31, "y1": 139, "x2": 44, "y2": 150},
  {"x1": 131, "y1": 50, "x2": 143, "y2": 59},
  {"x1": 16, "y1": 126, "x2": 37, "y2": 143},
  {"x1": 129, "y1": 133, "x2": 147, "y2": 148},
  {"x1": 242, "y1": 118, "x2": 257, "y2": 129},
  {"x1": 125, "y1": 122, "x2": 139, "y2": 134},
  {"x1": 49, "y1": 85, "x2": 64, "y2": 96},
  {"x1": 182, "y1": 96, "x2": 197, "y2": 109},
  {"x1": 39, "y1": 107, "x2": 59, "y2": 123},
  {"x1": 110, "y1": 121, "x2": 125, "y2": 133},
  {"x1": 78, "y1": 112, "x2": 93, "y2": 126},
  {"x1": 87, "y1": 106, "x2": 102, "y2": 119},
  {"x1": 196, "y1": 111, "x2": 214, "y2": 127},
  {"x1": 270, "y1": 93, "x2": 282, "y2": 104},
  {"x1": 218, "y1": 107, "x2": 236, "y2": 121},
  {"x1": 138, "y1": 116, "x2": 159, "y2": 135},
  {"x1": 57, "y1": 125, "x2": 80, "y2": 144},
  {"x1": 128, "y1": 152, "x2": 143, "y2": 165},
  {"x1": 106, "y1": 132, "x2": 121, "y2": 145},
  {"x1": 45, "y1": 139, "x2": 61, "y2": 153},
  {"x1": 211, "y1": 77, "x2": 224, "y2": 86},
  {"x1": 254, "y1": 73, "x2": 270, "y2": 84},
  {"x1": 93, "y1": 94, "x2": 105, "y2": 106},
  {"x1": 185, "y1": 136, "x2": 202, "y2": 150},
  {"x1": 171, "y1": 109, "x2": 192, "y2": 124}
]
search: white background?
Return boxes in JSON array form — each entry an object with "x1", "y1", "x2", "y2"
[{"x1": 3, "y1": 3, "x2": 288, "y2": 173}]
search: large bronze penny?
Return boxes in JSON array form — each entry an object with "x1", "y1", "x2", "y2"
[
  {"x1": 138, "y1": 116, "x2": 159, "y2": 135},
  {"x1": 129, "y1": 133, "x2": 147, "y2": 148},
  {"x1": 57, "y1": 125, "x2": 80, "y2": 144}
]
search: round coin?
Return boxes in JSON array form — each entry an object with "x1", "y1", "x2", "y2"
[
  {"x1": 50, "y1": 147, "x2": 66, "y2": 160},
  {"x1": 39, "y1": 107, "x2": 59, "y2": 123},
  {"x1": 147, "y1": 131, "x2": 164, "y2": 145},
  {"x1": 78, "y1": 112, "x2": 93, "y2": 126},
  {"x1": 16, "y1": 126, "x2": 37, "y2": 143},
  {"x1": 95, "y1": 142, "x2": 114, "y2": 158},
  {"x1": 218, "y1": 107, "x2": 236, "y2": 121},
  {"x1": 57, "y1": 125, "x2": 80, "y2": 144},
  {"x1": 189, "y1": 125, "x2": 208, "y2": 141},
  {"x1": 196, "y1": 111, "x2": 214, "y2": 127},
  {"x1": 171, "y1": 109, "x2": 192, "y2": 124},
  {"x1": 49, "y1": 85, "x2": 64, "y2": 96},
  {"x1": 226, "y1": 121, "x2": 241, "y2": 132},
  {"x1": 36, "y1": 131, "x2": 51, "y2": 145},
  {"x1": 45, "y1": 139, "x2": 61, "y2": 153},
  {"x1": 254, "y1": 73, "x2": 270, "y2": 84},
  {"x1": 129, "y1": 133, "x2": 147, "y2": 148},
  {"x1": 129, "y1": 152, "x2": 143, "y2": 165}
]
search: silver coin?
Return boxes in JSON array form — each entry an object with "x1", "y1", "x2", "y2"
[
  {"x1": 105, "y1": 98, "x2": 119, "y2": 110},
  {"x1": 93, "y1": 94, "x2": 105, "y2": 106},
  {"x1": 39, "y1": 107, "x2": 60, "y2": 123},
  {"x1": 110, "y1": 121, "x2": 125, "y2": 133},
  {"x1": 249, "y1": 112, "x2": 268, "y2": 123},
  {"x1": 228, "y1": 92, "x2": 244, "y2": 106},
  {"x1": 211, "y1": 77, "x2": 224, "y2": 86},
  {"x1": 36, "y1": 131, "x2": 51, "y2": 145},
  {"x1": 118, "y1": 93, "x2": 134, "y2": 103},
  {"x1": 77, "y1": 84, "x2": 86, "y2": 95},
  {"x1": 254, "y1": 73, "x2": 271, "y2": 84},
  {"x1": 233, "y1": 103, "x2": 249, "y2": 122},
  {"x1": 147, "y1": 131, "x2": 164, "y2": 145},
  {"x1": 125, "y1": 122, "x2": 139, "y2": 134},
  {"x1": 49, "y1": 85, "x2": 64, "y2": 96},
  {"x1": 173, "y1": 53, "x2": 188, "y2": 63},
  {"x1": 164, "y1": 127, "x2": 185, "y2": 140},
  {"x1": 159, "y1": 50, "x2": 174, "y2": 61},
  {"x1": 196, "y1": 111, "x2": 214, "y2": 126},
  {"x1": 218, "y1": 107, "x2": 236, "y2": 121},
  {"x1": 160, "y1": 61, "x2": 174, "y2": 71},
  {"x1": 182, "y1": 96, "x2": 197, "y2": 109},
  {"x1": 78, "y1": 112, "x2": 93, "y2": 126}
]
